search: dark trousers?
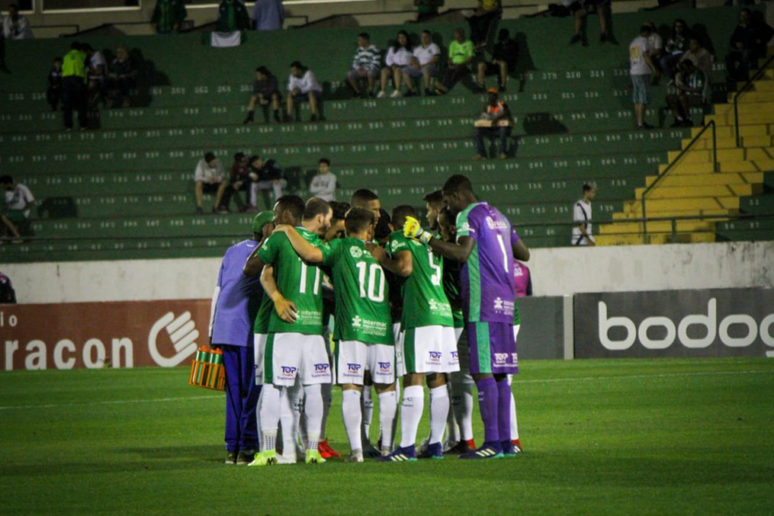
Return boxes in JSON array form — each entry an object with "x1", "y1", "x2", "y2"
[
  {"x1": 62, "y1": 77, "x2": 88, "y2": 129},
  {"x1": 222, "y1": 344, "x2": 261, "y2": 453},
  {"x1": 726, "y1": 48, "x2": 760, "y2": 81},
  {"x1": 475, "y1": 126, "x2": 512, "y2": 156},
  {"x1": 441, "y1": 65, "x2": 470, "y2": 90},
  {"x1": 220, "y1": 181, "x2": 249, "y2": 211},
  {"x1": 47, "y1": 86, "x2": 62, "y2": 110},
  {"x1": 469, "y1": 10, "x2": 500, "y2": 45}
]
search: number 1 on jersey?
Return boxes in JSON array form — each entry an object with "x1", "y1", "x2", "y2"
[{"x1": 496, "y1": 234, "x2": 510, "y2": 273}]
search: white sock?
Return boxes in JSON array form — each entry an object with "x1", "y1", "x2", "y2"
[
  {"x1": 445, "y1": 382, "x2": 460, "y2": 443},
  {"x1": 362, "y1": 386, "x2": 374, "y2": 443},
  {"x1": 399, "y1": 385, "x2": 424, "y2": 448},
  {"x1": 278, "y1": 388, "x2": 295, "y2": 455},
  {"x1": 451, "y1": 372, "x2": 475, "y2": 441},
  {"x1": 378, "y1": 390, "x2": 398, "y2": 453},
  {"x1": 508, "y1": 375, "x2": 519, "y2": 440},
  {"x1": 259, "y1": 384, "x2": 281, "y2": 452},
  {"x1": 320, "y1": 382, "x2": 332, "y2": 439},
  {"x1": 429, "y1": 385, "x2": 449, "y2": 445},
  {"x1": 288, "y1": 380, "x2": 305, "y2": 449},
  {"x1": 303, "y1": 384, "x2": 323, "y2": 451},
  {"x1": 342, "y1": 389, "x2": 363, "y2": 453}
]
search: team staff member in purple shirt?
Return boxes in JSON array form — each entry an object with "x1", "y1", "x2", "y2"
[{"x1": 209, "y1": 211, "x2": 275, "y2": 465}]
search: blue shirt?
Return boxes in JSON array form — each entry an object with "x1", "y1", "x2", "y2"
[
  {"x1": 211, "y1": 239, "x2": 265, "y2": 347},
  {"x1": 253, "y1": 0, "x2": 285, "y2": 31}
]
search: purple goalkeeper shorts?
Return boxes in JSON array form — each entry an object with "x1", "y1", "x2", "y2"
[{"x1": 466, "y1": 321, "x2": 518, "y2": 375}]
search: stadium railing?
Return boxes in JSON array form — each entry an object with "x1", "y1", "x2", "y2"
[{"x1": 734, "y1": 54, "x2": 774, "y2": 148}]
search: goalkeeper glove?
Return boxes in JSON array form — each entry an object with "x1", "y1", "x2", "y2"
[{"x1": 404, "y1": 216, "x2": 432, "y2": 245}]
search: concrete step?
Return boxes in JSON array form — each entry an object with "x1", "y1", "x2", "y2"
[
  {"x1": 634, "y1": 183, "x2": 762, "y2": 199},
  {"x1": 644, "y1": 172, "x2": 765, "y2": 187},
  {"x1": 623, "y1": 196, "x2": 740, "y2": 213},
  {"x1": 658, "y1": 159, "x2": 774, "y2": 174}
]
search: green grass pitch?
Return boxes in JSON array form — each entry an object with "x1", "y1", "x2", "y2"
[{"x1": 2, "y1": 358, "x2": 773, "y2": 516}]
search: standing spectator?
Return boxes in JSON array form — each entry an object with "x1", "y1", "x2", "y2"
[
  {"x1": 221, "y1": 152, "x2": 251, "y2": 212},
  {"x1": 61, "y1": 41, "x2": 88, "y2": 132},
  {"x1": 473, "y1": 88, "x2": 513, "y2": 160},
  {"x1": 402, "y1": 30, "x2": 440, "y2": 97},
  {"x1": 1, "y1": 175, "x2": 34, "y2": 241},
  {"x1": 309, "y1": 158, "x2": 337, "y2": 202},
  {"x1": 468, "y1": 0, "x2": 501, "y2": 51},
  {"x1": 477, "y1": 28, "x2": 518, "y2": 92},
  {"x1": 151, "y1": 0, "x2": 187, "y2": 34},
  {"x1": 666, "y1": 60, "x2": 704, "y2": 127},
  {"x1": 194, "y1": 152, "x2": 228, "y2": 215},
  {"x1": 567, "y1": 0, "x2": 613, "y2": 45},
  {"x1": 629, "y1": 25, "x2": 658, "y2": 130},
  {"x1": 435, "y1": 28, "x2": 474, "y2": 96},
  {"x1": 643, "y1": 20, "x2": 663, "y2": 82},
  {"x1": 248, "y1": 154, "x2": 286, "y2": 210},
  {"x1": 47, "y1": 57, "x2": 63, "y2": 111},
  {"x1": 243, "y1": 66, "x2": 281, "y2": 124},
  {"x1": 83, "y1": 44, "x2": 108, "y2": 105},
  {"x1": 346, "y1": 33, "x2": 381, "y2": 99},
  {"x1": 286, "y1": 60, "x2": 322, "y2": 122},
  {"x1": 679, "y1": 38, "x2": 713, "y2": 101},
  {"x1": 660, "y1": 19, "x2": 691, "y2": 79},
  {"x1": 378, "y1": 30, "x2": 414, "y2": 99},
  {"x1": 107, "y1": 45, "x2": 137, "y2": 109},
  {"x1": 415, "y1": 0, "x2": 444, "y2": 21},
  {"x1": 253, "y1": 0, "x2": 284, "y2": 31},
  {"x1": 726, "y1": 8, "x2": 774, "y2": 82},
  {"x1": 0, "y1": 271, "x2": 16, "y2": 303},
  {"x1": 2, "y1": 4, "x2": 32, "y2": 40},
  {"x1": 217, "y1": 0, "x2": 251, "y2": 33},
  {"x1": 572, "y1": 182, "x2": 596, "y2": 246}
]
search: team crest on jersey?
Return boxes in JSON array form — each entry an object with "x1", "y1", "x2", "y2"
[{"x1": 350, "y1": 246, "x2": 363, "y2": 259}]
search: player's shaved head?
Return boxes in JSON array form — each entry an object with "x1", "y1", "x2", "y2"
[
  {"x1": 442, "y1": 175, "x2": 473, "y2": 196},
  {"x1": 274, "y1": 195, "x2": 305, "y2": 225},
  {"x1": 391, "y1": 205, "x2": 416, "y2": 230},
  {"x1": 442, "y1": 175, "x2": 476, "y2": 212},
  {"x1": 303, "y1": 197, "x2": 332, "y2": 221},
  {"x1": 345, "y1": 207, "x2": 375, "y2": 236}
]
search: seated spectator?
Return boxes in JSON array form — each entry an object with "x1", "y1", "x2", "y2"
[
  {"x1": 468, "y1": 0, "x2": 501, "y2": 51},
  {"x1": 402, "y1": 30, "x2": 440, "y2": 97},
  {"x1": 194, "y1": 152, "x2": 227, "y2": 215},
  {"x1": 667, "y1": 60, "x2": 704, "y2": 127},
  {"x1": 83, "y1": 44, "x2": 108, "y2": 105},
  {"x1": 151, "y1": 0, "x2": 187, "y2": 34},
  {"x1": 2, "y1": 4, "x2": 33, "y2": 40},
  {"x1": 325, "y1": 201, "x2": 350, "y2": 241},
  {"x1": 473, "y1": 88, "x2": 513, "y2": 160},
  {"x1": 660, "y1": 19, "x2": 691, "y2": 79},
  {"x1": 253, "y1": 0, "x2": 285, "y2": 31},
  {"x1": 630, "y1": 24, "x2": 658, "y2": 130},
  {"x1": 244, "y1": 66, "x2": 281, "y2": 124},
  {"x1": 309, "y1": 158, "x2": 337, "y2": 202},
  {"x1": 1, "y1": 174, "x2": 34, "y2": 243},
  {"x1": 107, "y1": 46, "x2": 137, "y2": 109},
  {"x1": 220, "y1": 152, "x2": 251, "y2": 212},
  {"x1": 435, "y1": 27, "x2": 474, "y2": 96},
  {"x1": 346, "y1": 33, "x2": 381, "y2": 98},
  {"x1": 286, "y1": 60, "x2": 322, "y2": 122},
  {"x1": 0, "y1": 271, "x2": 16, "y2": 303},
  {"x1": 568, "y1": 0, "x2": 613, "y2": 45},
  {"x1": 726, "y1": 8, "x2": 774, "y2": 81},
  {"x1": 378, "y1": 30, "x2": 414, "y2": 98},
  {"x1": 217, "y1": 0, "x2": 251, "y2": 33},
  {"x1": 679, "y1": 38, "x2": 713, "y2": 100},
  {"x1": 477, "y1": 28, "x2": 518, "y2": 92},
  {"x1": 415, "y1": 0, "x2": 444, "y2": 22},
  {"x1": 47, "y1": 57, "x2": 63, "y2": 112},
  {"x1": 572, "y1": 182, "x2": 596, "y2": 246},
  {"x1": 248, "y1": 155, "x2": 286, "y2": 210}
]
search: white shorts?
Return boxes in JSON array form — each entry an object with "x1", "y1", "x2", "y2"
[
  {"x1": 266, "y1": 332, "x2": 332, "y2": 387},
  {"x1": 455, "y1": 327, "x2": 474, "y2": 382},
  {"x1": 398, "y1": 325, "x2": 460, "y2": 375},
  {"x1": 454, "y1": 326, "x2": 464, "y2": 343},
  {"x1": 254, "y1": 333, "x2": 267, "y2": 385},
  {"x1": 336, "y1": 341, "x2": 395, "y2": 386}
]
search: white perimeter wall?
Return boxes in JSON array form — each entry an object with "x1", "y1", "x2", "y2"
[{"x1": 3, "y1": 241, "x2": 773, "y2": 304}]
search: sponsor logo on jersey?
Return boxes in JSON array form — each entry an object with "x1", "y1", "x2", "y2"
[
  {"x1": 352, "y1": 316, "x2": 362, "y2": 328},
  {"x1": 428, "y1": 351, "x2": 442, "y2": 363},
  {"x1": 494, "y1": 297, "x2": 504, "y2": 310},
  {"x1": 378, "y1": 361, "x2": 391, "y2": 372},
  {"x1": 347, "y1": 363, "x2": 362, "y2": 373},
  {"x1": 280, "y1": 366, "x2": 297, "y2": 378},
  {"x1": 485, "y1": 216, "x2": 509, "y2": 230},
  {"x1": 314, "y1": 363, "x2": 329, "y2": 372},
  {"x1": 450, "y1": 351, "x2": 459, "y2": 361},
  {"x1": 494, "y1": 353, "x2": 508, "y2": 365},
  {"x1": 350, "y1": 246, "x2": 363, "y2": 259},
  {"x1": 460, "y1": 222, "x2": 472, "y2": 233},
  {"x1": 511, "y1": 353, "x2": 518, "y2": 366},
  {"x1": 429, "y1": 299, "x2": 438, "y2": 311}
]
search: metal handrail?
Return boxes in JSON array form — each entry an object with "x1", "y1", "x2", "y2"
[
  {"x1": 641, "y1": 120, "x2": 717, "y2": 244},
  {"x1": 734, "y1": 53, "x2": 774, "y2": 147}
]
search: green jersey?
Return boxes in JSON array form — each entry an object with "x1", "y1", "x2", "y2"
[
  {"x1": 256, "y1": 227, "x2": 324, "y2": 335},
  {"x1": 320, "y1": 238, "x2": 393, "y2": 345},
  {"x1": 442, "y1": 257, "x2": 465, "y2": 329},
  {"x1": 388, "y1": 231, "x2": 454, "y2": 330},
  {"x1": 513, "y1": 298, "x2": 521, "y2": 326},
  {"x1": 253, "y1": 293, "x2": 272, "y2": 334}
]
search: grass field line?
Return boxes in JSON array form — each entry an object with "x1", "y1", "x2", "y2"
[{"x1": 0, "y1": 394, "x2": 221, "y2": 411}]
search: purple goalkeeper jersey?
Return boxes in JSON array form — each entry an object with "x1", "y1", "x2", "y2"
[
  {"x1": 210, "y1": 239, "x2": 265, "y2": 347},
  {"x1": 455, "y1": 202, "x2": 519, "y2": 324}
]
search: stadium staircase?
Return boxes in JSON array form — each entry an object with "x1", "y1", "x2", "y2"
[{"x1": 0, "y1": 6, "x2": 767, "y2": 262}]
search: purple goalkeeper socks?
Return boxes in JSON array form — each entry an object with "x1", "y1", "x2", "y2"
[
  {"x1": 476, "y1": 377, "x2": 500, "y2": 444},
  {"x1": 497, "y1": 379, "x2": 512, "y2": 443}
]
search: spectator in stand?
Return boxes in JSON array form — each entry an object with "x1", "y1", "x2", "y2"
[
  {"x1": 243, "y1": 66, "x2": 281, "y2": 124},
  {"x1": 572, "y1": 182, "x2": 596, "y2": 246},
  {"x1": 435, "y1": 28, "x2": 474, "y2": 96},
  {"x1": 679, "y1": 38, "x2": 712, "y2": 101},
  {"x1": 248, "y1": 154, "x2": 286, "y2": 210},
  {"x1": 151, "y1": 0, "x2": 187, "y2": 34},
  {"x1": 286, "y1": 60, "x2": 322, "y2": 122},
  {"x1": 1, "y1": 174, "x2": 34, "y2": 242},
  {"x1": 47, "y1": 57, "x2": 63, "y2": 111},
  {"x1": 567, "y1": 0, "x2": 613, "y2": 46},
  {"x1": 415, "y1": 0, "x2": 444, "y2": 21},
  {"x1": 473, "y1": 88, "x2": 513, "y2": 159},
  {"x1": 477, "y1": 28, "x2": 518, "y2": 92},
  {"x1": 642, "y1": 20, "x2": 664, "y2": 83},
  {"x1": 107, "y1": 46, "x2": 137, "y2": 108},
  {"x1": 253, "y1": 0, "x2": 285, "y2": 31},
  {"x1": 83, "y1": 44, "x2": 108, "y2": 105},
  {"x1": 221, "y1": 152, "x2": 251, "y2": 212},
  {"x1": 402, "y1": 30, "x2": 440, "y2": 97},
  {"x1": 194, "y1": 152, "x2": 228, "y2": 215},
  {"x1": 468, "y1": 0, "x2": 501, "y2": 52},
  {"x1": 726, "y1": 8, "x2": 774, "y2": 82},
  {"x1": 0, "y1": 271, "x2": 16, "y2": 303},
  {"x1": 346, "y1": 33, "x2": 381, "y2": 99},
  {"x1": 2, "y1": 4, "x2": 32, "y2": 40},
  {"x1": 217, "y1": 0, "x2": 251, "y2": 33},
  {"x1": 61, "y1": 41, "x2": 88, "y2": 132},
  {"x1": 666, "y1": 60, "x2": 704, "y2": 127},
  {"x1": 513, "y1": 260, "x2": 532, "y2": 298},
  {"x1": 660, "y1": 19, "x2": 691, "y2": 79},
  {"x1": 629, "y1": 24, "x2": 658, "y2": 130},
  {"x1": 309, "y1": 158, "x2": 337, "y2": 202},
  {"x1": 378, "y1": 30, "x2": 414, "y2": 99}
]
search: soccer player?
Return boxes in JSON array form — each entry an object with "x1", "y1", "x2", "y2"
[
  {"x1": 404, "y1": 174, "x2": 530, "y2": 459},
  {"x1": 273, "y1": 207, "x2": 398, "y2": 462},
  {"x1": 209, "y1": 210, "x2": 274, "y2": 465},
  {"x1": 423, "y1": 189, "x2": 445, "y2": 232},
  {"x1": 243, "y1": 196, "x2": 333, "y2": 466},
  {"x1": 370, "y1": 205, "x2": 459, "y2": 461}
]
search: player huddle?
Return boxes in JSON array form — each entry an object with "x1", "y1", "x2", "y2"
[{"x1": 239, "y1": 174, "x2": 529, "y2": 465}]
